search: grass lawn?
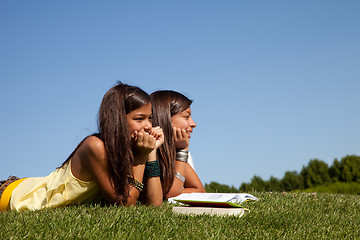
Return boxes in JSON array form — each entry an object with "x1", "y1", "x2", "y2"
[{"x1": 1, "y1": 192, "x2": 359, "y2": 239}]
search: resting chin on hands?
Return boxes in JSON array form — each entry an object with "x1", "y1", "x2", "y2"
[
  {"x1": 150, "y1": 126, "x2": 165, "y2": 152},
  {"x1": 132, "y1": 130, "x2": 156, "y2": 164},
  {"x1": 173, "y1": 127, "x2": 189, "y2": 150},
  {"x1": 140, "y1": 126, "x2": 164, "y2": 206}
]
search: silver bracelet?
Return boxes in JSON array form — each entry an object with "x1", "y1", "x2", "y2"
[
  {"x1": 175, "y1": 172, "x2": 185, "y2": 183},
  {"x1": 176, "y1": 150, "x2": 188, "y2": 163}
]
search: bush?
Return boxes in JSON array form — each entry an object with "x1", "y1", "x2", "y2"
[
  {"x1": 299, "y1": 182, "x2": 360, "y2": 194},
  {"x1": 204, "y1": 181, "x2": 238, "y2": 193}
]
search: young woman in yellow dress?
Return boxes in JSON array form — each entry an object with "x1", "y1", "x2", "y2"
[{"x1": 0, "y1": 82, "x2": 164, "y2": 211}]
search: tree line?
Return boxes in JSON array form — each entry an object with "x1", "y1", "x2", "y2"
[{"x1": 205, "y1": 155, "x2": 360, "y2": 194}]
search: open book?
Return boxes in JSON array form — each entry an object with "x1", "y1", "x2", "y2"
[{"x1": 168, "y1": 193, "x2": 258, "y2": 208}]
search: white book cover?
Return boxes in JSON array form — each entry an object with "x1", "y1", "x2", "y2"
[
  {"x1": 168, "y1": 193, "x2": 258, "y2": 208},
  {"x1": 172, "y1": 206, "x2": 249, "y2": 217}
]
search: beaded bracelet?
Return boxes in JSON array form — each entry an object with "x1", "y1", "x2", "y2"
[
  {"x1": 128, "y1": 177, "x2": 144, "y2": 191},
  {"x1": 175, "y1": 172, "x2": 185, "y2": 183},
  {"x1": 176, "y1": 150, "x2": 188, "y2": 163},
  {"x1": 144, "y1": 159, "x2": 161, "y2": 178}
]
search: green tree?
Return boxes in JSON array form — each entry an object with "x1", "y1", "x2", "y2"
[
  {"x1": 300, "y1": 159, "x2": 331, "y2": 188},
  {"x1": 268, "y1": 176, "x2": 282, "y2": 192},
  {"x1": 339, "y1": 155, "x2": 360, "y2": 182},
  {"x1": 281, "y1": 171, "x2": 304, "y2": 191},
  {"x1": 204, "y1": 181, "x2": 238, "y2": 193},
  {"x1": 239, "y1": 182, "x2": 253, "y2": 192},
  {"x1": 329, "y1": 158, "x2": 341, "y2": 182},
  {"x1": 250, "y1": 175, "x2": 267, "y2": 191}
]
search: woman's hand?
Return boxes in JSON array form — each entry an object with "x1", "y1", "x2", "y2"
[
  {"x1": 140, "y1": 126, "x2": 164, "y2": 206},
  {"x1": 173, "y1": 127, "x2": 189, "y2": 150},
  {"x1": 150, "y1": 126, "x2": 164, "y2": 150},
  {"x1": 132, "y1": 130, "x2": 156, "y2": 161}
]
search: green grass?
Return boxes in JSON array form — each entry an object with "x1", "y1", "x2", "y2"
[
  {"x1": 297, "y1": 182, "x2": 360, "y2": 194},
  {"x1": 1, "y1": 192, "x2": 360, "y2": 239}
]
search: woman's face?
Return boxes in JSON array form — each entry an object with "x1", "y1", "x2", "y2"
[
  {"x1": 171, "y1": 107, "x2": 196, "y2": 139},
  {"x1": 127, "y1": 103, "x2": 152, "y2": 138}
]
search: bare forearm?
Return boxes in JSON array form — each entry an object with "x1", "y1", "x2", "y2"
[
  {"x1": 141, "y1": 150, "x2": 163, "y2": 205},
  {"x1": 165, "y1": 162, "x2": 205, "y2": 198},
  {"x1": 142, "y1": 177, "x2": 163, "y2": 205},
  {"x1": 183, "y1": 187, "x2": 205, "y2": 193},
  {"x1": 126, "y1": 163, "x2": 146, "y2": 206},
  {"x1": 165, "y1": 161, "x2": 187, "y2": 198},
  {"x1": 183, "y1": 163, "x2": 205, "y2": 193}
]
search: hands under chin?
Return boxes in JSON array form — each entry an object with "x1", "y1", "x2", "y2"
[
  {"x1": 173, "y1": 127, "x2": 189, "y2": 150},
  {"x1": 132, "y1": 130, "x2": 156, "y2": 164},
  {"x1": 132, "y1": 127, "x2": 165, "y2": 164},
  {"x1": 150, "y1": 126, "x2": 165, "y2": 150}
]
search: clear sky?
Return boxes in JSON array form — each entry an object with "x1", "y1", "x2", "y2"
[{"x1": 1, "y1": 1, "x2": 359, "y2": 187}]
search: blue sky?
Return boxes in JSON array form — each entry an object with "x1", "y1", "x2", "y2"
[{"x1": 1, "y1": 1, "x2": 359, "y2": 187}]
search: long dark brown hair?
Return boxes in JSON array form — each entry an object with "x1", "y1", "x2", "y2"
[
  {"x1": 62, "y1": 82, "x2": 151, "y2": 203},
  {"x1": 150, "y1": 90, "x2": 192, "y2": 196}
]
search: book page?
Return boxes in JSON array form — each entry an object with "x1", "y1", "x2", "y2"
[{"x1": 169, "y1": 193, "x2": 258, "y2": 204}]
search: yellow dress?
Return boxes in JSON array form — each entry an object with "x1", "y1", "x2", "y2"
[{"x1": 10, "y1": 160, "x2": 103, "y2": 211}]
